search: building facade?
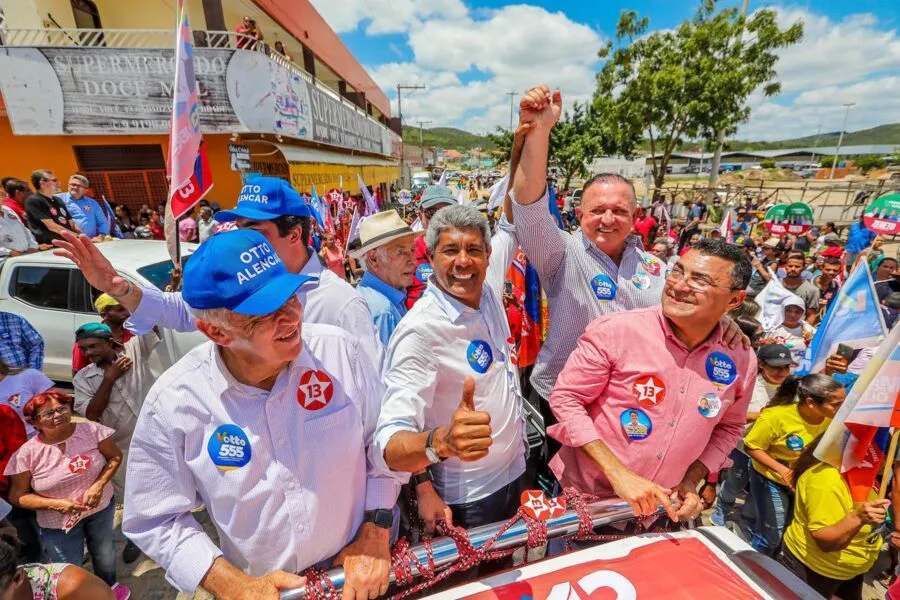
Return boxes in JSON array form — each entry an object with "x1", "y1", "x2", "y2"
[{"x1": 0, "y1": 0, "x2": 401, "y2": 212}]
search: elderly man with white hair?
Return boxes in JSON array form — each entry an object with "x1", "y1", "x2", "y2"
[
  {"x1": 352, "y1": 210, "x2": 422, "y2": 345},
  {"x1": 53, "y1": 229, "x2": 403, "y2": 600},
  {"x1": 374, "y1": 202, "x2": 525, "y2": 533},
  {"x1": 57, "y1": 174, "x2": 110, "y2": 239}
]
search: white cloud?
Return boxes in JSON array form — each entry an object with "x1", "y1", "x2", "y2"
[
  {"x1": 309, "y1": 0, "x2": 467, "y2": 35},
  {"x1": 771, "y1": 6, "x2": 900, "y2": 93},
  {"x1": 314, "y1": 1, "x2": 900, "y2": 140}
]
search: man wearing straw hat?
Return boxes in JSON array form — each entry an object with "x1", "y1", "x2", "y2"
[{"x1": 352, "y1": 210, "x2": 422, "y2": 345}]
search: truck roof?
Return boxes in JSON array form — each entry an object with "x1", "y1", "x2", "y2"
[{"x1": 2, "y1": 240, "x2": 198, "y2": 275}]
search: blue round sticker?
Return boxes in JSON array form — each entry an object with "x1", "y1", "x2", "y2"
[
  {"x1": 705, "y1": 351, "x2": 737, "y2": 385},
  {"x1": 416, "y1": 263, "x2": 433, "y2": 283},
  {"x1": 620, "y1": 409, "x2": 652, "y2": 441},
  {"x1": 466, "y1": 340, "x2": 494, "y2": 374},
  {"x1": 632, "y1": 270, "x2": 651, "y2": 290},
  {"x1": 786, "y1": 434, "x2": 805, "y2": 452},
  {"x1": 591, "y1": 274, "x2": 617, "y2": 301},
  {"x1": 207, "y1": 425, "x2": 251, "y2": 471}
]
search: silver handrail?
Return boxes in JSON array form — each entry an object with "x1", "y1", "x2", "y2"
[{"x1": 280, "y1": 498, "x2": 651, "y2": 600}]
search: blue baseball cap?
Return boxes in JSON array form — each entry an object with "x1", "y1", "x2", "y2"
[
  {"x1": 419, "y1": 185, "x2": 456, "y2": 210},
  {"x1": 182, "y1": 229, "x2": 313, "y2": 315},
  {"x1": 216, "y1": 176, "x2": 311, "y2": 223}
]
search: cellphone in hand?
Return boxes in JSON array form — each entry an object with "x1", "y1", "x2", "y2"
[{"x1": 837, "y1": 344, "x2": 855, "y2": 361}]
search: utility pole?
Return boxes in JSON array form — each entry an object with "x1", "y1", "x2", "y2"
[
  {"x1": 828, "y1": 102, "x2": 855, "y2": 181},
  {"x1": 417, "y1": 119, "x2": 432, "y2": 168},
  {"x1": 708, "y1": 0, "x2": 750, "y2": 190},
  {"x1": 397, "y1": 83, "x2": 426, "y2": 187},
  {"x1": 505, "y1": 91, "x2": 518, "y2": 132},
  {"x1": 810, "y1": 124, "x2": 822, "y2": 164}
]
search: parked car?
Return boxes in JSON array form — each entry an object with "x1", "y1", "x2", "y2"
[
  {"x1": 0, "y1": 241, "x2": 205, "y2": 383},
  {"x1": 798, "y1": 167, "x2": 821, "y2": 178}
]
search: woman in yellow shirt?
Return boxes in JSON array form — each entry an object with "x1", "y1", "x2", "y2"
[
  {"x1": 742, "y1": 373, "x2": 845, "y2": 556},
  {"x1": 782, "y1": 435, "x2": 888, "y2": 600}
]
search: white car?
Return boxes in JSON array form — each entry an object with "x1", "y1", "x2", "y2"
[{"x1": 0, "y1": 241, "x2": 206, "y2": 383}]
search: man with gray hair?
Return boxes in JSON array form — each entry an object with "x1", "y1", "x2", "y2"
[
  {"x1": 351, "y1": 210, "x2": 421, "y2": 345},
  {"x1": 57, "y1": 173, "x2": 110, "y2": 239},
  {"x1": 375, "y1": 202, "x2": 525, "y2": 533}
]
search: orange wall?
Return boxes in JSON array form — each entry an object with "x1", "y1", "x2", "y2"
[
  {"x1": 254, "y1": 0, "x2": 391, "y2": 117},
  {"x1": 0, "y1": 116, "x2": 244, "y2": 209}
]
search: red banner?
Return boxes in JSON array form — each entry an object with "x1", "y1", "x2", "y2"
[
  {"x1": 461, "y1": 538, "x2": 763, "y2": 600},
  {"x1": 170, "y1": 140, "x2": 213, "y2": 219}
]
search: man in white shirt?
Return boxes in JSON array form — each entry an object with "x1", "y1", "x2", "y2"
[
  {"x1": 122, "y1": 229, "x2": 400, "y2": 600},
  {"x1": 375, "y1": 204, "x2": 525, "y2": 532},
  {"x1": 52, "y1": 176, "x2": 383, "y2": 369},
  {"x1": 0, "y1": 200, "x2": 42, "y2": 258}
]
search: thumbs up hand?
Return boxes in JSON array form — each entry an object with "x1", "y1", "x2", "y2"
[{"x1": 434, "y1": 378, "x2": 493, "y2": 462}]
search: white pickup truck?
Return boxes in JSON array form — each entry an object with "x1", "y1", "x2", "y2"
[{"x1": 0, "y1": 241, "x2": 206, "y2": 383}]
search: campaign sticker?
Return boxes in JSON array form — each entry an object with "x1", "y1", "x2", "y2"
[
  {"x1": 297, "y1": 370, "x2": 334, "y2": 411},
  {"x1": 786, "y1": 434, "x2": 805, "y2": 451},
  {"x1": 642, "y1": 255, "x2": 662, "y2": 276},
  {"x1": 590, "y1": 274, "x2": 617, "y2": 301},
  {"x1": 207, "y1": 424, "x2": 251, "y2": 471},
  {"x1": 632, "y1": 270, "x2": 651, "y2": 290},
  {"x1": 705, "y1": 351, "x2": 737, "y2": 386},
  {"x1": 620, "y1": 408, "x2": 652, "y2": 441},
  {"x1": 49, "y1": 207, "x2": 57, "y2": 216},
  {"x1": 58, "y1": 217, "x2": 68, "y2": 225},
  {"x1": 67, "y1": 455, "x2": 92, "y2": 474},
  {"x1": 632, "y1": 375, "x2": 666, "y2": 408},
  {"x1": 697, "y1": 392, "x2": 722, "y2": 418},
  {"x1": 5, "y1": 394, "x2": 21, "y2": 408},
  {"x1": 467, "y1": 340, "x2": 494, "y2": 374},
  {"x1": 416, "y1": 263, "x2": 434, "y2": 283},
  {"x1": 520, "y1": 490, "x2": 567, "y2": 521}
]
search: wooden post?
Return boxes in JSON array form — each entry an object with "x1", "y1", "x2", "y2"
[
  {"x1": 878, "y1": 430, "x2": 900, "y2": 500},
  {"x1": 801, "y1": 181, "x2": 809, "y2": 204}
]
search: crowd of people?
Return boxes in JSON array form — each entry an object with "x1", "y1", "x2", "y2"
[{"x1": 0, "y1": 85, "x2": 897, "y2": 600}]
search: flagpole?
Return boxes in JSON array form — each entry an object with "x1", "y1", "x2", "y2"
[{"x1": 878, "y1": 430, "x2": 900, "y2": 500}]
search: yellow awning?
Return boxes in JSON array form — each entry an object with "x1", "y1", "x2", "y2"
[{"x1": 273, "y1": 143, "x2": 399, "y2": 194}]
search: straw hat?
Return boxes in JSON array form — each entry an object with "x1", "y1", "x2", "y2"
[{"x1": 350, "y1": 210, "x2": 422, "y2": 259}]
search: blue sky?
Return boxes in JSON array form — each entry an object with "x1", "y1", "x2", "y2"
[{"x1": 311, "y1": 1, "x2": 900, "y2": 141}]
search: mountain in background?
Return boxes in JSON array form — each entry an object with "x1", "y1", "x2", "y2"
[
  {"x1": 401, "y1": 126, "x2": 495, "y2": 151},
  {"x1": 402, "y1": 123, "x2": 900, "y2": 154}
]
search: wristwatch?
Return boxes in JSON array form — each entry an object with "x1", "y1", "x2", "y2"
[
  {"x1": 424, "y1": 428, "x2": 445, "y2": 464},
  {"x1": 363, "y1": 509, "x2": 394, "y2": 530},
  {"x1": 411, "y1": 469, "x2": 433, "y2": 487}
]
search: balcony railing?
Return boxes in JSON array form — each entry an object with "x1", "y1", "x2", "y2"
[{"x1": 0, "y1": 26, "x2": 386, "y2": 126}]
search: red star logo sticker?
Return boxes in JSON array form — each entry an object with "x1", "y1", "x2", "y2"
[
  {"x1": 632, "y1": 375, "x2": 666, "y2": 407},
  {"x1": 520, "y1": 490, "x2": 551, "y2": 521},
  {"x1": 67, "y1": 455, "x2": 92, "y2": 474},
  {"x1": 297, "y1": 370, "x2": 334, "y2": 411}
]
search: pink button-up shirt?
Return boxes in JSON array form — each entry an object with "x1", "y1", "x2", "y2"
[{"x1": 548, "y1": 305, "x2": 756, "y2": 497}]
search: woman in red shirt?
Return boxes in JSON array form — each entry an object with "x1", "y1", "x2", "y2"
[
  {"x1": 632, "y1": 207, "x2": 658, "y2": 248},
  {"x1": 319, "y1": 233, "x2": 347, "y2": 281}
]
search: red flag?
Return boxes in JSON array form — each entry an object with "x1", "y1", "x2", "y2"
[{"x1": 507, "y1": 248, "x2": 542, "y2": 368}]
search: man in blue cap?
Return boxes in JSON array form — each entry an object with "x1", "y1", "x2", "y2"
[
  {"x1": 121, "y1": 229, "x2": 401, "y2": 600},
  {"x1": 53, "y1": 176, "x2": 383, "y2": 368}
]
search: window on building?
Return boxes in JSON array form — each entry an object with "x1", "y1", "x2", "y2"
[{"x1": 71, "y1": 0, "x2": 102, "y2": 29}]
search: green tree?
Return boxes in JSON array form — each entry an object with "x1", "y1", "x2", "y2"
[
  {"x1": 592, "y1": 1, "x2": 803, "y2": 188},
  {"x1": 760, "y1": 159, "x2": 776, "y2": 169},
  {"x1": 819, "y1": 156, "x2": 835, "y2": 168},
  {"x1": 852, "y1": 155, "x2": 885, "y2": 172},
  {"x1": 489, "y1": 102, "x2": 611, "y2": 190}
]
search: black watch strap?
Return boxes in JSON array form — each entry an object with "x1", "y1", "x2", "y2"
[
  {"x1": 363, "y1": 509, "x2": 394, "y2": 529},
  {"x1": 411, "y1": 470, "x2": 433, "y2": 487}
]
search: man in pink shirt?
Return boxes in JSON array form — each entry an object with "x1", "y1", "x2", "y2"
[{"x1": 549, "y1": 238, "x2": 756, "y2": 522}]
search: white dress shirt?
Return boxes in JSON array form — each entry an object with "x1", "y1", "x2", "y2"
[
  {"x1": 375, "y1": 221, "x2": 526, "y2": 505},
  {"x1": 126, "y1": 248, "x2": 384, "y2": 368},
  {"x1": 123, "y1": 323, "x2": 400, "y2": 593},
  {"x1": 0, "y1": 205, "x2": 38, "y2": 256}
]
